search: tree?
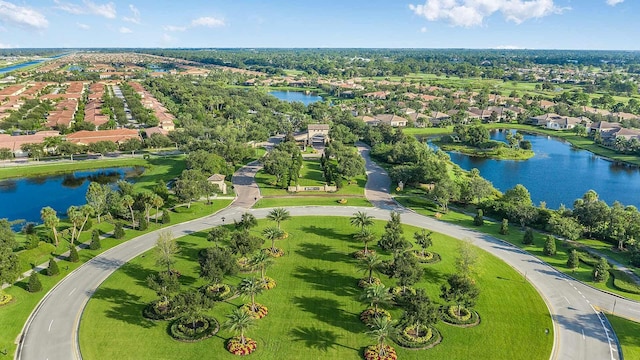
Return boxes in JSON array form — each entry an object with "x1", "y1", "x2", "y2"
[
  {"x1": 236, "y1": 212, "x2": 258, "y2": 231},
  {"x1": 155, "y1": 231, "x2": 178, "y2": 273},
  {"x1": 230, "y1": 231, "x2": 264, "y2": 257},
  {"x1": 162, "y1": 210, "x2": 171, "y2": 224},
  {"x1": 267, "y1": 208, "x2": 290, "y2": 230},
  {"x1": 173, "y1": 292, "x2": 213, "y2": 330},
  {"x1": 262, "y1": 227, "x2": 285, "y2": 253},
  {"x1": 455, "y1": 242, "x2": 478, "y2": 278},
  {"x1": 147, "y1": 271, "x2": 181, "y2": 303},
  {"x1": 113, "y1": 222, "x2": 125, "y2": 239},
  {"x1": 174, "y1": 169, "x2": 207, "y2": 208},
  {"x1": 413, "y1": 229, "x2": 433, "y2": 257},
  {"x1": 151, "y1": 194, "x2": 164, "y2": 224},
  {"x1": 86, "y1": 182, "x2": 109, "y2": 223},
  {"x1": 593, "y1": 257, "x2": 610, "y2": 283},
  {"x1": 354, "y1": 228, "x2": 376, "y2": 255},
  {"x1": 523, "y1": 228, "x2": 534, "y2": 245},
  {"x1": 0, "y1": 219, "x2": 19, "y2": 284},
  {"x1": 378, "y1": 212, "x2": 408, "y2": 252},
  {"x1": 90, "y1": 229, "x2": 101, "y2": 250},
  {"x1": 499, "y1": 219, "x2": 509, "y2": 235},
  {"x1": 361, "y1": 284, "x2": 393, "y2": 314},
  {"x1": 548, "y1": 216, "x2": 583, "y2": 241},
  {"x1": 47, "y1": 257, "x2": 60, "y2": 276},
  {"x1": 207, "y1": 226, "x2": 230, "y2": 248},
  {"x1": 68, "y1": 245, "x2": 79, "y2": 263},
  {"x1": 391, "y1": 251, "x2": 424, "y2": 290},
  {"x1": 238, "y1": 277, "x2": 263, "y2": 312},
  {"x1": 357, "y1": 253, "x2": 382, "y2": 284},
  {"x1": 441, "y1": 273, "x2": 480, "y2": 316},
  {"x1": 199, "y1": 247, "x2": 238, "y2": 284},
  {"x1": 121, "y1": 194, "x2": 135, "y2": 228},
  {"x1": 40, "y1": 206, "x2": 60, "y2": 246},
  {"x1": 185, "y1": 150, "x2": 229, "y2": 176},
  {"x1": 543, "y1": 236, "x2": 557, "y2": 256},
  {"x1": 77, "y1": 205, "x2": 94, "y2": 236},
  {"x1": 567, "y1": 249, "x2": 579, "y2": 271},
  {"x1": 27, "y1": 271, "x2": 42, "y2": 292},
  {"x1": 367, "y1": 316, "x2": 397, "y2": 358},
  {"x1": 429, "y1": 177, "x2": 460, "y2": 212},
  {"x1": 473, "y1": 209, "x2": 484, "y2": 226},
  {"x1": 351, "y1": 211, "x2": 373, "y2": 231},
  {"x1": 66, "y1": 206, "x2": 84, "y2": 245},
  {"x1": 401, "y1": 288, "x2": 439, "y2": 330},
  {"x1": 224, "y1": 308, "x2": 256, "y2": 346},
  {"x1": 249, "y1": 251, "x2": 274, "y2": 282}
]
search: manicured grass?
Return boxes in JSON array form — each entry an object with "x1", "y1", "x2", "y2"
[
  {"x1": 436, "y1": 142, "x2": 534, "y2": 160},
  {"x1": 255, "y1": 159, "x2": 366, "y2": 196},
  {"x1": 0, "y1": 199, "x2": 232, "y2": 358},
  {"x1": 606, "y1": 314, "x2": 640, "y2": 360},
  {"x1": 395, "y1": 196, "x2": 640, "y2": 301},
  {"x1": 254, "y1": 197, "x2": 371, "y2": 208},
  {"x1": 79, "y1": 216, "x2": 552, "y2": 360}
]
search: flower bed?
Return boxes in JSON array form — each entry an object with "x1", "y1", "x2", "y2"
[
  {"x1": 227, "y1": 336, "x2": 258, "y2": 356},
  {"x1": 411, "y1": 250, "x2": 441, "y2": 264},
  {"x1": 0, "y1": 293, "x2": 13, "y2": 307},
  {"x1": 394, "y1": 324, "x2": 442, "y2": 349},
  {"x1": 338, "y1": 198, "x2": 348, "y2": 204},
  {"x1": 360, "y1": 308, "x2": 391, "y2": 327},
  {"x1": 242, "y1": 303, "x2": 269, "y2": 319},
  {"x1": 389, "y1": 286, "x2": 416, "y2": 303},
  {"x1": 262, "y1": 247, "x2": 285, "y2": 258},
  {"x1": 237, "y1": 257, "x2": 252, "y2": 273},
  {"x1": 353, "y1": 249, "x2": 377, "y2": 260},
  {"x1": 260, "y1": 276, "x2": 277, "y2": 290},
  {"x1": 201, "y1": 283, "x2": 236, "y2": 301},
  {"x1": 142, "y1": 299, "x2": 176, "y2": 321},
  {"x1": 358, "y1": 277, "x2": 382, "y2": 288},
  {"x1": 440, "y1": 305, "x2": 480, "y2": 327},
  {"x1": 169, "y1": 315, "x2": 219, "y2": 342},
  {"x1": 364, "y1": 344, "x2": 397, "y2": 360}
]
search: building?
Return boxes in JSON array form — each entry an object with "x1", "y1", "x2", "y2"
[{"x1": 66, "y1": 129, "x2": 141, "y2": 145}]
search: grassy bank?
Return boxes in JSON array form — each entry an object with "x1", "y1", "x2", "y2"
[
  {"x1": 606, "y1": 314, "x2": 640, "y2": 359},
  {"x1": 436, "y1": 142, "x2": 534, "y2": 160},
  {"x1": 0, "y1": 157, "x2": 152, "y2": 180},
  {"x1": 254, "y1": 196, "x2": 371, "y2": 208},
  {"x1": 79, "y1": 216, "x2": 552, "y2": 360}
]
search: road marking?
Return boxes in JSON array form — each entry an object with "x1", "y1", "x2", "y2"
[
  {"x1": 563, "y1": 296, "x2": 570, "y2": 305},
  {"x1": 68, "y1": 288, "x2": 76, "y2": 296},
  {"x1": 48, "y1": 320, "x2": 54, "y2": 332},
  {"x1": 582, "y1": 329, "x2": 585, "y2": 340},
  {"x1": 578, "y1": 291, "x2": 582, "y2": 295}
]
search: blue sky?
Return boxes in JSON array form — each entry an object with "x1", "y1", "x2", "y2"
[{"x1": 0, "y1": 0, "x2": 637, "y2": 50}]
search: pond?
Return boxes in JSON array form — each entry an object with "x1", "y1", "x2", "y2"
[
  {"x1": 446, "y1": 130, "x2": 640, "y2": 209},
  {"x1": 269, "y1": 90, "x2": 323, "y2": 105},
  {"x1": 0, "y1": 167, "x2": 144, "y2": 226}
]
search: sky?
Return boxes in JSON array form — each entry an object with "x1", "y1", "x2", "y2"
[{"x1": 0, "y1": 0, "x2": 637, "y2": 50}]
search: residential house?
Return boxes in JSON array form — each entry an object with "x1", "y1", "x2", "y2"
[{"x1": 66, "y1": 129, "x2": 141, "y2": 145}]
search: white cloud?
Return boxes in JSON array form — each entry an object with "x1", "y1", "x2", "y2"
[
  {"x1": 494, "y1": 44, "x2": 523, "y2": 49},
  {"x1": 409, "y1": 0, "x2": 566, "y2": 27},
  {"x1": 161, "y1": 33, "x2": 176, "y2": 45},
  {"x1": 76, "y1": 22, "x2": 90, "y2": 30},
  {"x1": 0, "y1": 42, "x2": 14, "y2": 48},
  {"x1": 606, "y1": 0, "x2": 624, "y2": 5},
  {"x1": 0, "y1": 0, "x2": 48, "y2": 29},
  {"x1": 420, "y1": 26, "x2": 428, "y2": 32},
  {"x1": 55, "y1": 0, "x2": 116, "y2": 19},
  {"x1": 122, "y1": 4, "x2": 140, "y2": 23},
  {"x1": 191, "y1": 16, "x2": 225, "y2": 28},
  {"x1": 163, "y1": 25, "x2": 187, "y2": 32},
  {"x1": 119, "y1": 26, "x2": 132, "y2": 33}
]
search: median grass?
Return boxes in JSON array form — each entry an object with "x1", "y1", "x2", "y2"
[
  {"x1": 79, "y1": 216, "x2": 552, "y2": 360},
  {"x1": 254, "y1": 196, "x2": 371, "y2": 208},
  {"x1": 0, "y1": 198, "x2": 232, "y2": 358},
  {"x1": 606, "y1": 314, "x2": 640, "y2": 359}
]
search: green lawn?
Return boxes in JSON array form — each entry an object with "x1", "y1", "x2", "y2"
[
  {"x1": 606, "y1": 315, "x2": 640, "y2": 359},
  {"x1": 0, "y1": 199, "x2": 232, "y2": 357},
  {"x1": 79, "y1": 216, "x2": 552, "y2": 360},
  {"x1": 254, "y1": 196, "x2": 372, "y2": 208}
]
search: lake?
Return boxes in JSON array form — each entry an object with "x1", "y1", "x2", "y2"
[
  {"x1": 446, "y1": 130, "x2": 640, "y2": 209},
  {"x1": 0, "y1": 167, "x2": 144, "y2": 226},
  {"x1": 269, "y1": 91, "x2": 323, "y2": 105}
]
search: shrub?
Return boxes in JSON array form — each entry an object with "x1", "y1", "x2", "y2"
[
  {"x1": 395, "y1": 325, "x2": 441, "y2": 349},
  {"x1": 364, "y1": 344, "x2": 397, "y2": 360},
  {"x1": 593, "y1": 257, "x2": 610, "y2": 283},
  {"x1": 440, "y1": 305, "x2": 480, "y2": 326},
  {"x1": 26, "y1": 234, "x2": 40, "y2": 249},
  {"x1": 360, "y1": 308, "x2": 391, "y2": 327},
  {"x1": 337, "y1": 198, "x2": 347, "y2": 204},
  {"x1": 84, "y1": 218, "x2": 93, "y2": 231},
  {"x1": 90, "y1": 230, "x2": 101, "y2": 250},
  {"x1": 113, "y1": 222, "x2": 125, "y2": 239},
  {"x1": 138, "y1": 216, "x2": 148, "y2": 231},
  {"x1": 68, "y1": 245, "x2": 79, "y2": 262},
  {"x1": 169, "y1": 315, "x2": 219, "y2": 342},
  {"x1": 47, "y1": 258, "x2": 60, "y2": 276},
  {"x1": 28, "y1": 272, "x2": 42, "y2": 292},
  {"x1": 499, "y1": 219, "x2": 509, "y2": 235},
  {"x1": 162, "y1": 210, "x2": 171, "y2": 224},
  {"x1": 201, "y1": 283, "x2": 235, "y2": 301},
  {"x1": 522, "y1": 228, "x2": 534, "y2": 245},
  {"x1": 566, "y1": 249, "x2": 579, "y2": 270},
  {"x1": 0, "y1": 292, "x2": 13, "y2": 306},
  {"x1": 260, "y1": 276, "x2": 276, "y2": 290},
  {"x1": 226, "y1": 336, "x2": 258, "y2": 356},
  {"x1": 398, "y1": 324, "x2": 432, "y2": 344},
  {"x1": 242, "y1": 303, "x2": 268, "y2": 319},
  {"x1": 142, "y1": 299, "x2": 176, "y2": 321},
  {"x1": 358, "y1": 277, "x2": 382, "y2": 288},
  {"x1": 543, "y1": 236, "x2": 557, "y2": 256},
  {"x1": 473, "y1": 209, "x2": 484, "y2": 226}
]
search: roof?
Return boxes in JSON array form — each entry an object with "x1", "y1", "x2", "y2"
[
  {"x1": 66, "y1": 129, "x2": 140, "y2": 145},
  {"x1": 207, "y1": 174, "x2": 226, "y2": 182},
  {"x1": 308, "y1": 124, "x2": 330, "y2": 130}
]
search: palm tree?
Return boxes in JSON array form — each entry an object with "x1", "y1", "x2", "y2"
[
  {"x1": 151, "y1": 193, "x2": 164, "y2": 224},
  {"x1": 267, "y1": 208, "x2": 290, "y2": 230},
  {"x1": 40, "y1": 207, "x2": 59, "y2": 246},
  {"x1": 224, "y1": 308, "x2": 256, "y2": 346},
  {"x1": 354, "y1": 228, "x2": 375, "y2": 255},
  {"x1": 361, "y1": 284, "x2": 392, "y2": 314},
  {"x1": 351, "y1": 211, "x2": 373, "y2": 231},
  {"x1": 239, "y1": 277, "x2": 263, "y2": 312},
  {"x1": 121, "y1": 195, "x2": 135, "y2": 228},
  {"x1": 249, "y1": 251, "x2": 274, "y2": 281},
  {"x1": 237, "y1": 212, "x2": 257, "y2": 231},
  {"x1": 77, "y1": 204, "x2": 94, "y2": 235},
  {"x1": 262, "y1": 226, "x2": 285, "y2": 253},
  {"x1": 367, "y1": 316, "x2": 398, "y2": 358},
  {"x1": 357, "y1": 253, "x2": 382, "y2": 284},
  {"x1": 66, "y1": 206, "x2": 83, "y2": 245}
]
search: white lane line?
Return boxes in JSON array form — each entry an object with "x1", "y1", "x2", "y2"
[
  {"x1": 48, "y1": 320, "x2": 54, "y2": 332},
  {"x1": 563, "y1": 296, "x2": 571, "y2": 305},
  {"x1": 578, "y1": 291, "x2": 582, "y2": 295},
  {"x1": 69, "y1": 288, "x2": 76, "y2": 296},
  {"x1": 582, "y1": 329, "x2": 585, "y2": 340}
]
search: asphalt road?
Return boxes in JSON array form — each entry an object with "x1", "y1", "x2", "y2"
[{"x1": 16, "y1": 146, "x2": 630, "y2": 360}]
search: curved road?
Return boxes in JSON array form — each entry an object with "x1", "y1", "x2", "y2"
[{"x1": 17, "y1": 146, "x2": 634, "y2": 360}]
